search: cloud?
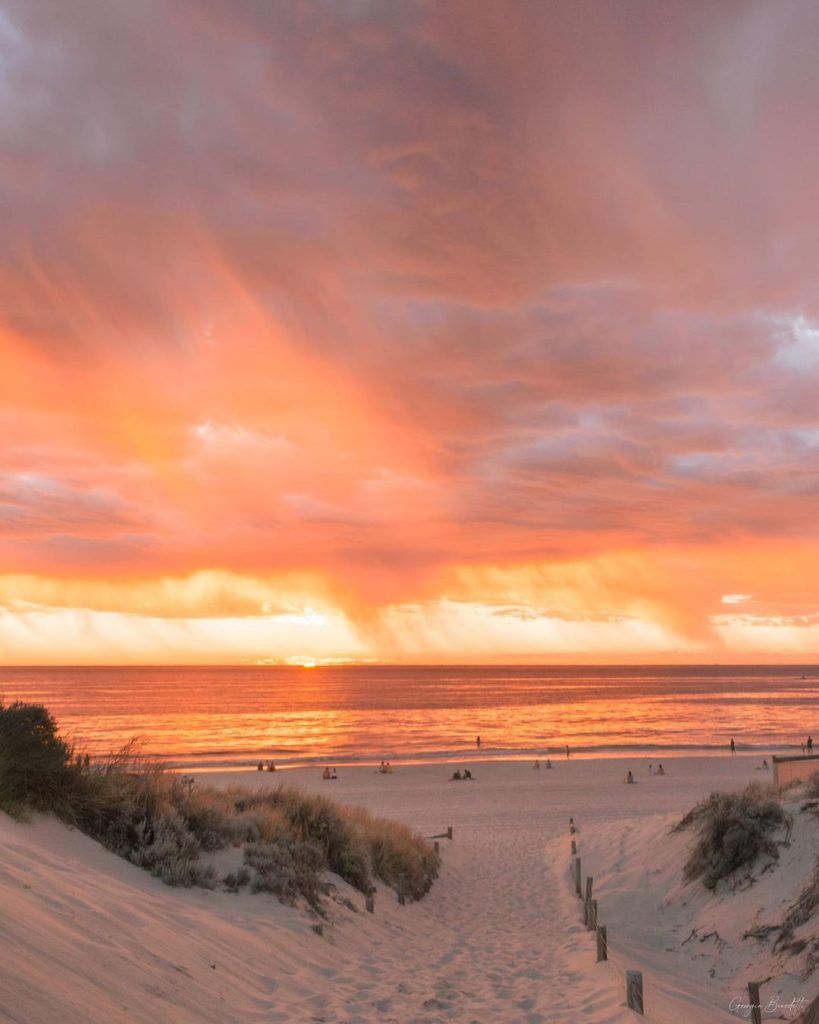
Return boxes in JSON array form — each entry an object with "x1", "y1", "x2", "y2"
[{"x1": 2, "y1": 1, "x2": 819, "y2": 659}]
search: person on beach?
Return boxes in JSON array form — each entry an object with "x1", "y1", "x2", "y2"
[
  {"x1": 476, "y1": 735, "x2": 481, "y2": 749},
  {"x1": 565, "y1": 745, "x2": 570, "y2": 759},
  {"x1": 625, "y1": 771, "x2": 635, "y2": 784},
  {"x1": 451, "y1": 770, "x2": 462, "y2": 780},
  {"x1": 762, "y1": 759, "x2": 769, "y2": 770},
  {"x1": 463, "y1": 769, "x2": 473, "y2": 780},
  {"x1": 266, "y1": 760, "x2": 276, "y2": 772},
  {"x1": 648, "y1": 762, "x2": 653, "y2": 774},
  {"x1": 322, "y1": 767, "x2": 331, "y2": 780},
  {"x1": 533, "y1": 759, "x2": 540, "y2": 769},
  {"x1": 730, "y1": 737, "x2": 735, "y2": 756},
  {"x1": 808, "y1": 736, "x2": 814, "y2": 753},
  {"x1": 257, "y1": 761, "x2": 264, "y2": 771},
  {"x1": 330, "y1": 768, "x2": 338, "y2": 780},
  {"x1": 545, "y1": 758, "x2": 552, "y2": 769},
  {"x1": 656, "y1": 763, "x2": 665, "y2": 775}
]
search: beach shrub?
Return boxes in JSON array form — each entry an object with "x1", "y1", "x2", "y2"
[
  {"x1": 0, "y1": 702, "x2": 74, "y2": 817},
  {"x1": 0, "y1": 700, "x2": 440, "y2": 905},
  {"x1": 675, "y1": 783, "x2": 790, "y2": 889},
  {"x1": 245, "y1": 834, "x2": 325, "y2": 906},
  {"x1": 128, "y1": 809, "x2": 217, "y2": 888}
]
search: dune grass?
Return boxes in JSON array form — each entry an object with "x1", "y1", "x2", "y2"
[
  {"x1": 673, "y1": 781, "x2": 790, "y2": 890},
  {"x1": 0, "y1": 700, "x2": 439, "y2": 906}
]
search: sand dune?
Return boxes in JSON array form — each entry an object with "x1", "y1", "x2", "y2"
[{"x1": 1, "y1": 755, "x2": 813, "y2": 1023}]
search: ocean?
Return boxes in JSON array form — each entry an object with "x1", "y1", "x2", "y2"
[{"x1": 0, "y1": 664, "x2": 817, "y2": 770}]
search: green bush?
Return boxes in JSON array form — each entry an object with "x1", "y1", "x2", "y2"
[
  {"x1": 675, "y1": 783, "x2": 790, "y2": 889},
  {"x1": 0, "y1": 702, "x2": 74, "y2": 817},
  {"x1": 0, "y1": 701, "x2": 440, "y2": 905}
]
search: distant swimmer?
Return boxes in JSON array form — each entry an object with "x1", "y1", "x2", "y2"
[{"x1": 730, "y1": 737, "x2": 735, "y2": 756}]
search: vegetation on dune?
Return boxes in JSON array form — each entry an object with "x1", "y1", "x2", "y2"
[
  {"x1": 0, "y1": 701, "x2": 439, "y2": 906},
  {"x1": 673, "y1": 782, "x2": 790, "y2": 890}
]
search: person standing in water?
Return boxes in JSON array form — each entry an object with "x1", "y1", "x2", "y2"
[
  {"x1": 730, "y1": 737, "x2": 735, "y2": 756},
  {"x1": 565, "y1": 744, "x2": 570, "y2": 759}
]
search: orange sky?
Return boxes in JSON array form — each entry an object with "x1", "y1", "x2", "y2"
[{"x1": 2, "y1": 1, "x2": 819, "y2": 664}]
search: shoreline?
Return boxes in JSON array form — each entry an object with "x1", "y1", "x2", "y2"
[{"x1": 176, "y1": 747, "x2": 780, "y2": 773}]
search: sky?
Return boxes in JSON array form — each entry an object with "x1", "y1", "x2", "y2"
[{"x1": 2, "y1": 0, "x2": 819, "y2": 664}]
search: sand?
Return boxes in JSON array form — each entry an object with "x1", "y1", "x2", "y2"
[{"x1": 1, "y1": 754, "x2": 812, "y2": 1023}]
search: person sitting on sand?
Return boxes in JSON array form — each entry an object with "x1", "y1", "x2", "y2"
[
  {"x1": 322, "y1": 767, "x2": 331, "y2": 780},
  {"x1": 656, "y1": 763, "x2": 665, "y2": 775},
  {"x1": 463, "y1": 769, "x2": 473, "y2": 780},
  {"x1": 451, "y1": 769, "x2": 462, "y2": 780},
  {"x1": 625, "y1": 771, "x2": 635, "y2": 784},
  {"x1": 545, "y1": 758, "x2": 552, "y2": 769},
  {"x1": 533, "y1": 759, "x2": 540, "y2": 769},
  {"x1": 266, "y1": 760, "x2": 276, "y2": 772},
  {"x1": 257, "y1": 761, "x2": 264, "y2": 771},
  {"x1": 378, "y1": 761, "x2": 388, "y2": 774},
  {"x1": 762, "y1": 759, "x2": 769, "y2": 770},
  {"x1": 330, "y1": 768, "x2": 338, "y2": 779}
]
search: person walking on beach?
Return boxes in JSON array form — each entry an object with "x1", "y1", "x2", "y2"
[
  {"x1": 808, "y1": 735, "x2": 814, "y2": 753},
  {"x1": 565, "y1": 744, "x2": 570, "y2": 759},
  {"x1": 730, "y1": 737, "x2": 735, "y2": 756}
]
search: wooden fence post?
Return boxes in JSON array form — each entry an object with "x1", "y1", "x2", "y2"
[
  {"x1": 447, "y1": 825, "x2": 453, "y2": 840},
  {"x1": 574, "y1": 857, "x2": 582, "y2": 897},
  {"x1": 571, "y1": 839, "x2": 576, "y2": 855},
  {"x1": 588, "y1": 899, "x2": 598, "y2": 931},
  {"x1": 748, "y1": 982, "x2": 762, "y2": 1024},
  {"x1": 626, "y1": 971, "x2": 644, "y2": 1015},
  {"x1": 596, "y1": 925, "x2": 607, "y2": 962},
  {"x1": 585, "y1": 876, "x2": 593, "y2": 902}
]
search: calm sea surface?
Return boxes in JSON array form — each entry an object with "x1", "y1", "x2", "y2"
[{"x1": 1, "y1": 665, "x2": 818, "y2": 769}]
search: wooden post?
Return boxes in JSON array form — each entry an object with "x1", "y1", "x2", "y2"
[
  {"x1": 569, "y1": 816, "x2": 575, "y2": 834},
  {"x1": 571, "y1": 839, "x2": 576, "y2": 855},
  {"x1": 574, "y1": 857, "x2": 582, "y2": 897},
  {"x1": 583, "y1": 898, "x2": 589, "y2": 926},
  {"x1": 596, "y1": 925, "x2": 607, "y2": 962},
  {"x1": 626, "y1": 971, "x2": 644, "y2": 1015},
  {"x1": 585, "y1": 876, "x2": 593, "y2": 902},
  {"x1": 365, "y1": 895, "x2": 375, "y2": 913},
  {"x1": 447, "y1": 825, "x2": 453, "y2": 840},
  {"x1": 748, "y1": 982, "x2": 762, "y2": 1024},
  {"x1": 588, "y1": 899, "x2": 597, "y2": 931}
]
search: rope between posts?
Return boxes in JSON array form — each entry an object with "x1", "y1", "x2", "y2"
[{"x1": 566, "y1": 816, "x2": 742, "y2": 1024}]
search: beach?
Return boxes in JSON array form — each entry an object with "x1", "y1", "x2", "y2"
[{"x1": 3, "y1": 753, "x2": 810, "y2": 1024}]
